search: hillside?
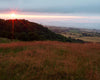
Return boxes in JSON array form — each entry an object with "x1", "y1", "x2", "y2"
[
  {"x1": 0, "y1": 19, "x2": 84, "y2": 43},
  {"x1": 0, "y1": 41, "x2": 100, "y2": 80}
]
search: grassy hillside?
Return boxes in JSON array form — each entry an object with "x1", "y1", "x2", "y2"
[
  {"x1": 0, "y1": 38, "x2": 19, "y2": 43},
  {"x1": 0, "y1": 38, "x2": 11, "y2": 43},
  {"x1": 0, "y1": 41, "x2": 100, "y2": 80},
  {"x1": 0, "y1": 19, "x2": 84, "y2": 43}
]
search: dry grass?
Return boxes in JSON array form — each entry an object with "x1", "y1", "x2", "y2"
[{"x1": 0, "y1": 41, "x2": 100, "y2": 80}]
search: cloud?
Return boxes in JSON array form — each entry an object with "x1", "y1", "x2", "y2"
[{"x1": 0, "y1": 0, "x2": 100, "y2": 13}]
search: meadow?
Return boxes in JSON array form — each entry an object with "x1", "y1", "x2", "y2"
[{"x1": 0, "y1": 41, "x2": 100, "y2": 80}]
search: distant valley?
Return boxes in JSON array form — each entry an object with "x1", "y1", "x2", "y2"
[{"x1": 46, "y1": 26, "x2": 100, "y2": 42}]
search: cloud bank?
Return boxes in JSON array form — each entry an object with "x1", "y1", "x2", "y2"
[{"x1": 0, "y1": 0, "x2": 100, "y2": 13}]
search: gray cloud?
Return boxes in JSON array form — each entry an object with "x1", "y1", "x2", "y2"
[{"x1": 0, "y1": 0, "x2": 100, "y2": 13}]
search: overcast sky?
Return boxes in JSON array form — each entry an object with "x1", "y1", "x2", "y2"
[{"x1": 0, "y1": 0, "x2": 100, "y2": 13}]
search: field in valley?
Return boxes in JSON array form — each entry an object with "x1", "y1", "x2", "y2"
[
  {"x1": 0, "y1": 41, "x2": 100, "y2": 80},
  {"x1": 62, "y1": 33, "x2": 100, "y2": 43},
  {"x1": 47, "y1": 26, "x2": 100, "y2": 43}
]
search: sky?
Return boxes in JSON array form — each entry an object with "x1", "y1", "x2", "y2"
[{"x1": 0, "y1": 0, "x2": 100, "y2": 29}]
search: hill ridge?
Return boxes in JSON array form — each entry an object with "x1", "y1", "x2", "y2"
[{"x1": 0, "y1": 19, "x2": 84, "y2": 43}]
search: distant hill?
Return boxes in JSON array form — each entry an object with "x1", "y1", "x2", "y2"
[
  {"x1": 46, "y1": 26, "x2": 100, "y2": 34},
  {"x1": 46, "y1": 26, "x2": 100, "y2": 42},
  {"x1": 0, "y1": 19, "x2": 84, "y2": 43}
]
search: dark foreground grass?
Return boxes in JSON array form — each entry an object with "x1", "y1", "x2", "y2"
[{"x1": 0, "y1": 41, "x2": 100, "y2": 80}]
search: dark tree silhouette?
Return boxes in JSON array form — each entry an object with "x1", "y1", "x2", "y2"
[{"x1": 0, "y1": 19, "x2": 84, "y2": 43}]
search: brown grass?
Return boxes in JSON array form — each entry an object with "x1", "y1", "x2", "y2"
[{"x1": 0, "y1": 41, "x2": 100, "y2": 80}]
